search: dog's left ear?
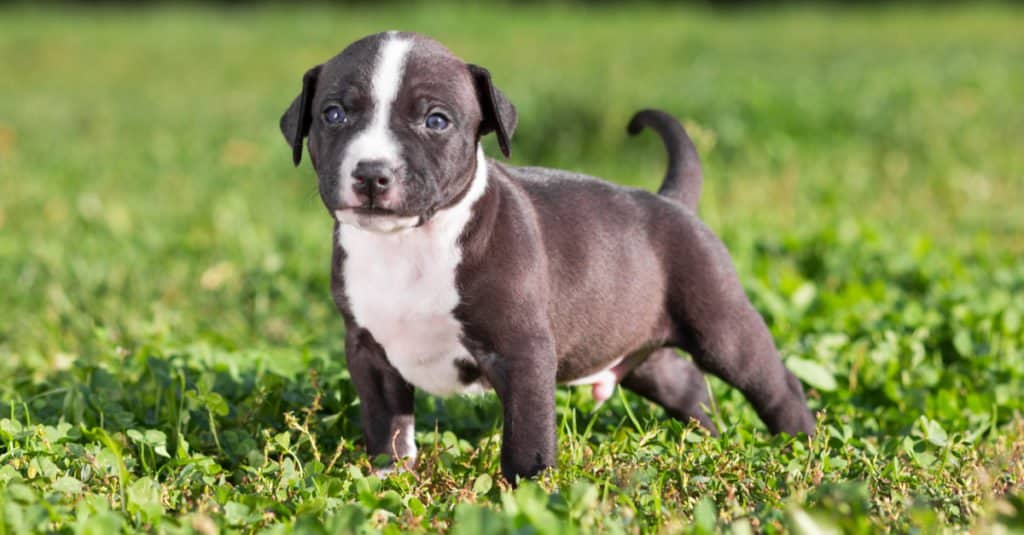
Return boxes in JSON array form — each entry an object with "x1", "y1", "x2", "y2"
[
  {"x1": 279, "y1": 65, "x2": 322, "y2": 167},
  {"x1": 468, "y1": 64, "x2": 517, "y2": 159}
]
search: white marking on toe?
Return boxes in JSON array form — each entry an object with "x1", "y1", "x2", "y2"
[{"x1": 403, "y1": 425, "x2": 417, "y2": 460}]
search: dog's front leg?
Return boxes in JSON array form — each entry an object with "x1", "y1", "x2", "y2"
[
  {"x1": 344, "y1": 327, "x2": 417, "y2": 471},
  {"x1": 469, "y1": 333, "x2": 557, "y2": 484}
]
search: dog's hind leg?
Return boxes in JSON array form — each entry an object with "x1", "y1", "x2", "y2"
[
  {"x1": 663, "y1": 215, "x2": 815, "y2": 437},
  {"x1": 620, "y1": 348, "x2": 718, "y2": 434},
  {"x1": 671, "y1": 284, "x2": 815, "y2": 436}
]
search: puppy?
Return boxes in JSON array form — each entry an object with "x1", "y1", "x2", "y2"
[{"x1": 279, "y1": 31, "x2": 814, "y2": 483}]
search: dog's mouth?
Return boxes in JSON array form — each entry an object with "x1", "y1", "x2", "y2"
[
  {"x1": 351, "y1": 206, "x2": 398, "y2": 216},
  {"x1": 335, "y1": 207, "x2": 421, "y2": 234}
]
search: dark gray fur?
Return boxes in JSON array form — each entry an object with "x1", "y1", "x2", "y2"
[{"x1": 280, "y1": 32, "x2": 814, "y2": 484}]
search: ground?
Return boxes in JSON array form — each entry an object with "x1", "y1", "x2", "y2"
[{"x1": 0, "y1": 4, "x2": 1022, "y2": 533}]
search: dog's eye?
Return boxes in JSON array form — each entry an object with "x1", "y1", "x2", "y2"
[
  {"x1": 425, "y1": 113, "x2": 450, "y2": 131},
  {"x1": 324, "y1": 105, "x2": 347, "y2": 125}
]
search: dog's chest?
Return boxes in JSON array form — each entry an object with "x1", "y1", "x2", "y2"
[{"x1": 339, "y1": 225, "x2": 483, "y2": 397}]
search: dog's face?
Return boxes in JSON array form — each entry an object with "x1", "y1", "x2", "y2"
[{"x1": 281, "y1": 32, "x2": 517, "y2": 233}]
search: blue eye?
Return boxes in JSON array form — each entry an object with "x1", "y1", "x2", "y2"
[
  {"x1": 324, "y1": 105, "x2": 347, "y2": 125},
  {"x1": 425, "y1": 113, "x2": 449, "y2": 130}
]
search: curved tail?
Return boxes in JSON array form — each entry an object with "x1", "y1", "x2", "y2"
[{"x1": 627, "y1": 109, "x2": 703, "y2": 211}]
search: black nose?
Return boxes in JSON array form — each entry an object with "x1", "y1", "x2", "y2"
[{"x1": 352, "y1": 160, "x2": 394, "y2": 196}]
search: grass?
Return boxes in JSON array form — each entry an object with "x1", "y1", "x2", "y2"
[{"x1": 1, "y1": 3, "x2": 1023, "y2": 533}]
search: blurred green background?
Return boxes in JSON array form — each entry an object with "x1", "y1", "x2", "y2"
[
  {"x1": 2, "y1": 3, "x2": 1021, "y2": 362},
  {"x1": 0, "y1": 3, "x2": 1022, "y2": 533}
]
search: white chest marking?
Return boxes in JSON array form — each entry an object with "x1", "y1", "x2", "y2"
[{"x1": 338, "y1": 148, "x2": 489, "y2": 396}]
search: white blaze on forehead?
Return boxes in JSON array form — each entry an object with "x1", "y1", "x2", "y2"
[{"x1": 338, "y1": 36, "x2": 413, "y2": 206}]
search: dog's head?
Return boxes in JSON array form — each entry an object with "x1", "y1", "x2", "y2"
[{"x1": 280, "y1": 31, "x2": 516, "y2": 233}]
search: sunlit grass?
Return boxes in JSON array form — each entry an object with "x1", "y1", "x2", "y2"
[{"x1": 1, "y1": 3, "x2": 1022, "y2": 532}]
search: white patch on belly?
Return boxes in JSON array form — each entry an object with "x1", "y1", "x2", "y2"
[
  {"x1": 338, "y1": 147, "x2": 489, "y2": 396},
  {"x1": 567, "y1": 356, "x2": 625, "y2": 406}
]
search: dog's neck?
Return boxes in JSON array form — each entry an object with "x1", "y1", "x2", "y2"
[{"x1": 417, "y1": 145, "x2": 489, "y2": 240}]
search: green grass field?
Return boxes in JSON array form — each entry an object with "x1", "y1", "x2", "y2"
[{"x1": 2, "y1": 3, "x2": 1023, "y2": 533}]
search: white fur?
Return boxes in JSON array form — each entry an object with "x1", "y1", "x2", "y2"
[
  {"x1": 338, "y1": 34, "x2": 412, "y2": 208},
  {"x1": 335, "y1": 211, "x2": 419, "y2": 233},
  {"x1": 401, "y1": 423, "x2": 417, "y2": 460},
  {"x1": 566, "y1": 356, "x2": 624, "y2": 405},
  {"x1": 372, "y1": 421, "x2": 417, "y2": 476},
  {"x1": 338, "y1": 147, "x2": 489, "y2": 397}
]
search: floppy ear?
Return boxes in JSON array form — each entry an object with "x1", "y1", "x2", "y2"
[
  {"x1": 279, "y1": 65, "x2": 322, "y2": 166},
  {"x1": 468, "y1": 64, "x2": 517, "y2": 159}
]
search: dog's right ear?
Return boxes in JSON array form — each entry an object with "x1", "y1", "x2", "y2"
[
  {"x1": 468, "y1": 64, "x2": 517, "y2": 159},
  {"x1": 279, "y1": 65, "x2": 322, "y2": 167}
]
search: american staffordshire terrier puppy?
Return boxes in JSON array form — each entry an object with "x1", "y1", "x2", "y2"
[{"x1": 279, "y1": 31, "x2": 815, "y2": 483}]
